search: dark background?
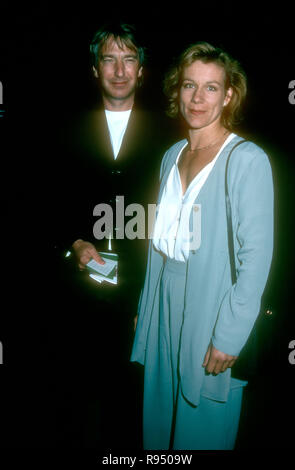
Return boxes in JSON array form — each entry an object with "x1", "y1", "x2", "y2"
[{"x1": 0, "y1": 0, "x2": 294, "y2": 458}]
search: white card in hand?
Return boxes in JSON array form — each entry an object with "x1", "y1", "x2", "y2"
[
  {"x1": 89, "y1": 273, "x2": 118, "y2": 285},
  {"x1": 86, "y1": 257, "x2": 117, "y2": 277}
]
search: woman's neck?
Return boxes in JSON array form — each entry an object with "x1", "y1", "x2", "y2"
[{"x1": 188, "y1": 124, "x2": 229, "y2": 152}]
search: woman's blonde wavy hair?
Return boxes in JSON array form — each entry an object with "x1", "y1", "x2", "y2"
[{"x1": 163, "y1": 42, "x2": 247, "y2": 131}]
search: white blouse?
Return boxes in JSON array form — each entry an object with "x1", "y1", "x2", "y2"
[{"x1": 153, "y1": 133, "x2": 236, "y2": 261}]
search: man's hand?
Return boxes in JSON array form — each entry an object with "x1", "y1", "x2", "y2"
[
  {"x1": 202, "y1": 342, "x2": 237, "y2": 375},
  {"x1": 72, "y1": 239, "x2": 105, "y2": 270}
]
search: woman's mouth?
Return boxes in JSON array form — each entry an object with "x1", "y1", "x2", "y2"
[{"x1": 189, "y1": 109, "x2": 206, "y2": 116}]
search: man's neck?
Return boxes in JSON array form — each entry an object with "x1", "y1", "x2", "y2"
[{"x1": 102, "y1": 95, "x2": 134, "y2": 112}]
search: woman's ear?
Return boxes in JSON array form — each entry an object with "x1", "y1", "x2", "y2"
[{"x1": 223, "y1": 87, "x2": 233, "y2": 106}]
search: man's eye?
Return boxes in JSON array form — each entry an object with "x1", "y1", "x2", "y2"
[{"x1": 207, "y1": 85, "x2": 217, "y2": 91}]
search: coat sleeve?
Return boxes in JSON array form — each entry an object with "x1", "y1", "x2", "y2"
[
  {"x1": 130, "y1": 150, "x2": 170, "y2": 364},
  {"x1": 131, "y1": 142, "x2": 184, "y2": 364},
  {"x1": 212, "y1": 146, "x2": 274, "y2": 356}
]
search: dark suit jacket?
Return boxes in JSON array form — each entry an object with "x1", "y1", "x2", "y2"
[
  {"x1": 48, "y1": 102, "x2": 181, "y2": 372},
  {"x1": 54, "y1": 104, "x2": 177, "y2": 291}
]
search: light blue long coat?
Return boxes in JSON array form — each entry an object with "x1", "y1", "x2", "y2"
[{"x1": 131, "y1": 135, "x2": 274, "y2": 407}]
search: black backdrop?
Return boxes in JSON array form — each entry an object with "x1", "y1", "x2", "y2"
[{"x1": 0, "y1": 0, "x2": 294, "y2": 461}]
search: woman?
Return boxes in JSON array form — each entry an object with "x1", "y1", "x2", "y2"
[{"x1": 131, "y1": 42, "x2": 274, "y2": 450}]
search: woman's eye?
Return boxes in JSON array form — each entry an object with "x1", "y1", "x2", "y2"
[{"x1": 183, "y1": 82, "x2": 194, "y2": 89}]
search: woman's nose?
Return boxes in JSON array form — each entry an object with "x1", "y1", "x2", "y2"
[{"x1": 191, "y1": 87, "x2": 204, "y2": 103}]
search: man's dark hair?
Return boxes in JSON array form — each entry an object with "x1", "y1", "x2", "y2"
[{"x1": 90, "y1": 22, "x2": 145, "y2": 69}]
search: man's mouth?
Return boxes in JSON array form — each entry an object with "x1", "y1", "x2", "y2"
[{"x1": 111, "y1": 81, "x2": 128, "y2": 87}]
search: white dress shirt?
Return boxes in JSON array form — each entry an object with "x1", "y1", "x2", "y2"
[{"x1": 105, "y1": 109, "x2": 132, "y2": 159}]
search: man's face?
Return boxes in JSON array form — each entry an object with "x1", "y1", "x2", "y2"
[{"x1": 95, "y1": 36, "x2": 143, "y2": 110}]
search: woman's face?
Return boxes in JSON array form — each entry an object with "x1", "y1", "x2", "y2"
[{"x1": 179, "y1": 60, "x2": 232, "y2": 131}]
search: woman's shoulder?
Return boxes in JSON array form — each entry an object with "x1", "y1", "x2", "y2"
[
  {"x1": 159, "y1": 139, "x2": 187, "y2": 178},
  {"x1": 227, "y1": 135, "x2": 271, "y2": 170},
  {"x1": 166, "y1": 138, "x2": 188, "y2": 155},
  {"x1": 226, "y1": 135, "x2": 273, "y2": 192},
  {"x1": 160, "y1": 139, "x2": 187, "y2": 172}
]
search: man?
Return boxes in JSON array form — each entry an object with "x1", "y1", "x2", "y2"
[
  {"x1": 71, "y1": 22, "x2": 144, "y2": 268},
  {"x1": 53, "y1": 22, "x2": 178, "y2": 449},
  {"x1": 58, "y1": 23, "x2": 173, "y2": 281}
]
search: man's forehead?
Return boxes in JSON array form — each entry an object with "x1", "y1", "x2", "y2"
[{"x1": 100, "y1": 36, "x2": 138, "y2": 56}]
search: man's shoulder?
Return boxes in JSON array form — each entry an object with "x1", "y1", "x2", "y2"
[
  {"x1": 70, "y1": 106, "x2": 106, "y2": 130},
  {"x1": 59, "y1": 105, "x2": 108, "y2": 154},
  {"x1": 132, "y1": 106, "x2": 182, "y2": 145}
]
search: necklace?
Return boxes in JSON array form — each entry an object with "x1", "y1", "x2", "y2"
[{"x1": 188, "y1": 129, "x2": 229, "y2": 152}]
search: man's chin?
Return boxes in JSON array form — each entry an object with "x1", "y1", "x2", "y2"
[{"x1": 110, "y1": 90, "x2": 133, "y2": 100}]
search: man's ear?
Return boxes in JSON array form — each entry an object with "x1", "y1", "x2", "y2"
[
  {"x1": 92, "y1": 66, "x2": 99, "y2": 78},
  {"x1": 138, "y1": 66, "x2": 143, "y2": 79}
]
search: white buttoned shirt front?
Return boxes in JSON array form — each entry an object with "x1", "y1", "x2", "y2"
[{"x1": 153, "y1": 133, "x2": 236, "y2": 261}]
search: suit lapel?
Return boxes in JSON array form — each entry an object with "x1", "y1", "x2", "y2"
[
  {"x1": 87, "y1": 108, "x2": 140, "y2": 167},
  {"x1": 86, "y1": 109, "x2": 113, "y2": 165},
  {"x1": 116, "y1": 108, "x2": 150, "y2": 167}
]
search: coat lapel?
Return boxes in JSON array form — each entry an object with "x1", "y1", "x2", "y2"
[
  {"x1": 193, "y1": 134, "x2": 241, "y2": 205},
  {"x1": 85, "y1": 109, "x2": 114, "y2": 165}
]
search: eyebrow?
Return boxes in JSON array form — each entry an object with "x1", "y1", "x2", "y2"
[
  {"x1": 182, "y1": 78, "x2": 222, "y2": 86},
  {"x1": 101, "y1": 53, "x2": 138, "y2": 59}
]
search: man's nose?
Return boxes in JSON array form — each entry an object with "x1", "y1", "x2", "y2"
[{"x1": 115, "y1": 60, "x2": 125, "y2": 77}]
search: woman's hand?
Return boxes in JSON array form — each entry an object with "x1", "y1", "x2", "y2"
[
  {"x1": 202, "y1": 342, "x2": 237, "y2": 375},
  {"x1": 133, "y1": 315, "x2": 138, "y2": 332}
]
